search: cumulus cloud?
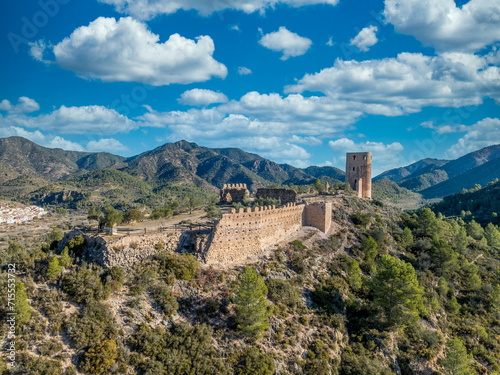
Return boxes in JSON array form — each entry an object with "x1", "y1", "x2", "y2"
[
  {"x1": 329, "y1": 137, "x2": 404, "y2": 173},
  {"x1": 0, "y1": 105, "x2": 136, "y2": 135},
  {"x1": 384, "y1": 0, "x2": 500, "y2": 52},
  {"x1": 48, "y1": 17, "x2": 227, "y2": 86},
  {"x1": 0, "y1": 126, "x2": 85, "y2": 151},
  {"x1": 350, "y1": 26, "x2": 378, "y2": 52},
  {"x1": 445, "y1": 118, "x2": 500, "y2": 158},
  {"x1": 238, "y1": 67, "x2": 253, "y2": 75},
  {"x1": 87, "y1": 138, "x2": 129, "y2": 152},
  {"x1": 259, "y1": 27, "x2": 312, "y2": 60},
  {"x1": 99, "y1": 0, "x2": 339, "y2": 20},
  {"x1": 29, "y1": 40, "x2": 48, "y2": 62},
  {"x1": 0, "y1": 97, "x2": 40, "y2": 114},
  {"x1": 286, "y1": 52, "x2": 500, "y2": 116},
  {"x1": 178, "y1": 89, "x2": 228, "y2": 106}
]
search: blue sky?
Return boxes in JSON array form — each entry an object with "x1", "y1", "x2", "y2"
[{"x1": 1, "y1": 0, "x2": 499, "y2": 175}]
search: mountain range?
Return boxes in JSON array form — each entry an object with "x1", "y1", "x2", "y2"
[
  {"x1": 0, "y1": 136, "x2": 344, "y2": 192},
  {"x1": 374, "y1": 144, "x2": 500, "y2": 199},
  {"x1": 1, "y1": 136, "x2": 500, "y2": 206}
]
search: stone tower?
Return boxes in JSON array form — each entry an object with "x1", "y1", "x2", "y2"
[{"x1": 346, "y1": 152, "x2": 372, "y2": 199}]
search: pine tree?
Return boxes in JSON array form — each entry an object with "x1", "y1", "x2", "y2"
[
  {"x1": 46, "y1": 255, "x2": 61, "y2": 281},
  {"x1": 233, "y1": 267, "x2": 272, "y2": 338},
  {"x1": 417, "y1": 208, "x2": 438, "y2": 237},
  {"x1": 60, "y1": 246, "x2": 73, "y2": 268},
  {"x1": 441, "y1": 338, "x2": 474, "y2": 375},
  {"x1": 447, "y1": 296, "x2": 461, "y2": 315},
  {"x1": 370, "y1": 255, "x2": 425, "y2": 328},
  {"x1": 485, "y1": 223, "x2": 500, "y2": 247},
  {"x1": 402, "y1": 227, "x2": 414, "y2": 249},
  {"x1": 362, "y1": 236, "x2": 378, "y2": 264},
  {"x1": 14, "y1": 281, "x2": 32, "y2": 328},
  {"x1": 492, "y1": 284, "x2": 500, "y2": 317},
  {"x1": 348, "y1": 260, "x2": 362, "y2": 291}
]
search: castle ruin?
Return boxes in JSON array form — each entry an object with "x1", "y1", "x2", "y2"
[
  {"x1": 205, "y1": 201, "x2": 332, "y2": 264},
  {"x1": 220, "y1": 183, "x2": 249, "y2": 204},
  {"x1": 256, "y1": 188, "x2": 297, "y2": 205},
  {"x1": 346, "y1": 152, "x2": 372, "y2": 199}
]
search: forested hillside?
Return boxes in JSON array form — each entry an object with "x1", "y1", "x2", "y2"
[
  {"x1": 1, "y1": 194, "x2": 499, "y2": 374},
  {"x1": 430, "y1": 180, "x2": 500, "y2": 225}
]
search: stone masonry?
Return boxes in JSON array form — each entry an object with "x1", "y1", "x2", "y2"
[
  {"x1": 59, "y1": 230, "x2": 182, "y2": 270},
  {"x1": 304, "y1": 201, "x2": 332, "y2": 233},
  {"x1": 346, "y1": 152, "x2": 372, "y2": 199},
  {"x1": 256, "y1": 188, "x2": 297, "y2": 205},
  {"x1": 220, "y1": 183, "x2": 249, "y2": 204},
  {"x1": 205, "y1": 201, "x2": 332, "y2": 264}
]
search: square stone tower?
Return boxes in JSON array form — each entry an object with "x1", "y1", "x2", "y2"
[{"x1": 346, "y1": 152, "x2": 372, "y2": 199}]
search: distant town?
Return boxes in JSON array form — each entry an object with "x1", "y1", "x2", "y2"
[{"x1": 0, "y1": 204, "x2": 46, "y2": 224}]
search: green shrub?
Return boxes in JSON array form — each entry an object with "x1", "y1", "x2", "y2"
[
  {"x1": 155, "y1": 252, "x2": 198, "y2": 280},
  {"x1": 150, "y1": 281, "x2": 179, "y2": 317},
  {"x1": 236, "y1": 347, "x2": 275, "y2": 375},
  {"x1": 66, "y1": 301, "x2": 117, "y2": 349},
  {"x1": 80, "y1": 340, "x2": 118, "y2": 374},
  {"x1": 62, "y1": 266, "x2": 110, "y2": 304},
  {"x1": 351, "y1": 212, "x2": 371, "y2": 227},
  {"x1": 128, "y1": 265, "x2": 158, "y2": 296},
  {"x1": 266, "y1": 279, "x2": 302, "y2": 308},
  {"x1": 38, "y1": 339, "x2": 63, "y2": 356}
]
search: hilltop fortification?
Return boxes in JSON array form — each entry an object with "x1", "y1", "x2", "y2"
[
  {"x1": 205, "y1": 201, "x2": 332, "y2": 264},
  {"x1": 346, "y1": 152, "x2": 372, "y2": 199}
]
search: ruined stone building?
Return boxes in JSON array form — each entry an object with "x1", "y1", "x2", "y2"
[
  {"x1": 256, "y1": 188, "x2": 297, "y2": 205},
  {"x1": 220, "y1": 183, "x2": 249, "y2": 204},
  {"x1": 346, "y1": 152, "x2": 372, "y2": 199},
  {"x1": 205, "y1": 201, "x2": 332, "y2": 264}
]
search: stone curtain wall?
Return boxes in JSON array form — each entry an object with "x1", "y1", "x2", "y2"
[
  {"x1": 304, "y1": 202, "x2": 332, "y2": 233},
  {"x1": 205, "y1": 201, "x2": 332, "y2": 264},
  {"x1": 255, "y1": 188, "x2": 297, "y2": 205},
  {"x1": 205, "y1": 203, "x2": 305, "y2": 264},
  {"x1": 220, "y1": 183, "x2": 249, "y2": 203}
]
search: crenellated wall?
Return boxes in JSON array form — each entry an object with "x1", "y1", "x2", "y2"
[
  {"x1": 205, "y1": 201, "x2": 332, "y2": 264},
  {"x1": 220, "y1": 183, "x2": 249, "y2": 204}
]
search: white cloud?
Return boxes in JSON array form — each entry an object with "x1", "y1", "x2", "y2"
[
  {"x1": 329, "y1": 137, "x2": 404, "y2": 173},
  {"x1": 178, "y1": 89, "x2": 228, "y2": 106},
  {"x1": 350, "y1": 26, "x2": 378, "y2": 52},
  {"x1": 0, "y1": 105, "x2": 136, "y2": 135},
  {"x1": 230, "y1": 25, "x2": 240, "y2": 31},
  {"x1": 384, "y1": 0, "x2": 500, "y2": 52},
  {"x1": 259, "y1": 27, "x2": 312, "y2": 60},
  {"x1": 29, "y1": 40, "x2": 48, "y2": 62},
  {"x1": 0, "y1": 126, "x2": 85, "y2": 151},
  {"x1": 238, "y1": 67, "x2": 253, "y2": 75},
  {"x1": 286, "y1": 52, "x2": 500, "y2": 116},
  {"x1": 326, "y1": 37, "x2": 334, "y2": 46},
  {"x1": 290, "y1": 135, "x2": 322, "y2": 146},
  {"x1": 99, "y1": 0, "x2": 339, "y2": 20},
  {"x1": 87, "y1": 138, "x2": 129, "y2": 152},
  {"x1": 445, "y1": 118, "x2": 500, "y2": 158},
  {"x1": 49, "y1": 17, "x2": 227, "y2": 86},
  {"x1": 0, "y1": 97, "x2": 40, "y2": 114}
]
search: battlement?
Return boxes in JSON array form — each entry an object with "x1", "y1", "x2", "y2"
[
  {"x1": 205, "y1": 201, "x2": 332, "y2": 264},
  {"x1": 222, "y1": 183, "x2": 248, "y2": 190},
  {"x1": 220, "y1": 183, "x2": 249, "y2": 204}
]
